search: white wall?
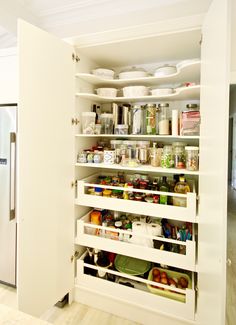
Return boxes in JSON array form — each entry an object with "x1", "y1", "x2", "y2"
[{"x1": 0, "y1": 48, "x2": 18, "y2": 104}]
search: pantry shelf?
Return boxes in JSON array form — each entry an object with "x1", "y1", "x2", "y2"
[
  {"x1": 76, "y1": 251, "x2": 196, "y2": 320},
  {"x1": 75, "y1": 61, "x2": 200, "y2": 87},
  {"x1": 75, "y1": 210, "x2": 196, "y2": 271},
  {"x1": 75, "y1": 162, "x2": 200, "y2": 175},
  {"x1": 76, "y1": 85, "x2": 200, "y2": 103},
  {"x1": 75, "y1": 134, "x2": 200, "y2": 140}
]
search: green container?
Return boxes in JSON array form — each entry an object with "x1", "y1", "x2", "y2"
[
  {"x1": 147, "y1": 267, "x2": 192, "y2": 303},
  {"x1": 115, "y1": 255, "x2": 151, "y2": 276}
]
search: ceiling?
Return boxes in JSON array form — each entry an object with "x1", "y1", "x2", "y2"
[{"x1": 0, "y1": 0, "x2": 212, "y2": 49}]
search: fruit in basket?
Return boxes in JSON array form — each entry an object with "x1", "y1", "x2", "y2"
[
  {"x1": 178, "y1": 277, "x2": 188, "y2": 289},
  {"x1": 153, "y1": 268, "x2": 160, "y2": 277},
  {"x1": 168, "y1": 278, "x2": 177, "y2": 287},
  {"x1": 161, "y1": 277, "x2": 168, "y2": 285},
  {"x1": 153, "y1": 275, "x2": 161, "y2": 283},
  {"x1": 161, "y1": 271, "x2": 167, "y2": 279}
]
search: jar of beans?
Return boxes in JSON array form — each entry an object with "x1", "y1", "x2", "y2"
[
  {"x1": 173, "y1": 142, "x2": 187, "y2": 169},
  {"x1": 185, "y1": 146, "x2": 199, "y2": 171}
]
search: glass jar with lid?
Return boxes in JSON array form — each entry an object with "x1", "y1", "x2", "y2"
[
  {"x1": 185, "y1": 146, "x2": 199, "y2": 171},
  {"x1": 161, "y1": 145, "x2": 174, "y2": 168},
  {"x1": 172, "y1": 142, "x2": 187, "y2": 169},
  {"x1": 100, "y1": 113, "x2": 113, "y2": 134},
  {"x1": 145, "y1": 103, "x2": 156, "y2": 135},
  {"x1": 158, "y1": 103, "x2": 170, "y2": 135},
  {"x1": 130, "y1": 105, "x2": 145, "y2": 135},
  {"x1": 150, "y1": 142, "x2": 162, "y2": 167}
]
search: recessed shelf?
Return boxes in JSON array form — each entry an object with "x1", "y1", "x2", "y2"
[
  {"x1": 76, "y1": 85, "x2": 200, "y2": 103},
  {"x1": 75, "y1": 61, "x2": 200, "y2": 87},
  {"x1": 75, "y1": 134, "x2": 200, "y2": 140},
  {"x1": 75, "y1": 162, "x2": 200, "y2": 175}
]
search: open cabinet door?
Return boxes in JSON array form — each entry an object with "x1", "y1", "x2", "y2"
[
  {"x1": 17, "y1": 20, "x2": 74, "y2": 316},
  {"x1": 197, "y1": 0, "x2": 230, "y2": 324}
]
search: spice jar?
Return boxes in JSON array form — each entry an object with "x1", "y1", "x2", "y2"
[
  {"x1": 103, "y1": 189, "x2": 112, "y2": 197},
  {"x1": 90, "y1": 210, "x2": 102, "y2": 235},
  {"x1": 185, "y1": 146, "x2": 199, "y2": 171},
  {"x1": 94, "y1": 187, "x2": 103, "y2": 196},
  {"x1": 150, "y1": 142, "x2": 162, "y2": 167},
  {"x1": 173, "y1": 142, "x2": 187, "y2": 169},
  {"x1": 130, "y1": 105, "x2": 145, "y2": 134},
  {"x1": 161, "y1": 145, "x2": 174, "y2": 168},
  {"x1": 145, "y1": 103, "x2": 156, "y2": 135},
  {"x1": 158, "y1": 103, "x2": 170, "y2": 135}
]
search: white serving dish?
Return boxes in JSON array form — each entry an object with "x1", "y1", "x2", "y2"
[
  {"x1": 154, "y1": 65, "x2": 177, "y2": 77},
  {"x1": 96, "y1": 88, "x2": 118, "y2": 97},
  {"x1": 123, "y1": 86, "x2": 149, "y2": 97},
  {"x1": 92, "y1": 68, "x2": 115, "y2": 80},
  {"x1": 151, "y1": 88, "x2": 174, "y2": 96},
  {"x1": 119, "y1": 70, "x2": 148, "y2": 79}
]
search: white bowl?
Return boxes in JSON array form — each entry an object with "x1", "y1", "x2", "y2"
[
  {"x1": 123, "y1": 86, "x2": 149, "y2": 97},
  {"x1": 119, "y1": 70, "x2": 148, "y2": 79},
  {"x1": 92, "y1": 68, "x2": 115, "y2": 80},
  {"x1": 151, "y1": 88, "x2": 174, "y2": 96},
  {"x1": 96, "y1": 88, "x2": 118, "y2": 97},
  {"x1": 154, "y1": 65, "x2": 177, "y2": 77}
]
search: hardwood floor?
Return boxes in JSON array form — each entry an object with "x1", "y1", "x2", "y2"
[{"x1": 0, "y1": 189, "x2": 235, "y2": 324}]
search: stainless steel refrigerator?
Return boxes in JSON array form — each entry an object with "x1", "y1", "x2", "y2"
[{"x1": 0, "y1": 104, "x2": 17, "y2": 286}]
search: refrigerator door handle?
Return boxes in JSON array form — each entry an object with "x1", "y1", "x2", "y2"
[{"x1": 9, "y1": 132, "x2": 16, "y2": 221}]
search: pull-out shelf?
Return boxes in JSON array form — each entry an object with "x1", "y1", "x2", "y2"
[
  {"x1": 76, "y1": 251, "x2": 196, "y2": 321},
  {"x1": 75, "y1": 173, "x2": 197, "y2": 222},
  {"x1": 75, "y1": 211, "x2": 196, "y2": 271}
]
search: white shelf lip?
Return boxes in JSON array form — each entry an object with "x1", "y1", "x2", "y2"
[
  {"x1": 75, "y1": 210, "x2": 196, "y2": 271},
  {"x1": 75, "y1": 85, "x2": 200, "y2": 103},
  {"x1": 75, "y1": 60, "x2": 200, "y2": 87},
  {"x1": 75, "y1": 162, "x2": 200, "y2": 175},
  {"x1": 75, "y1": 134, "x2": 200, "y2": 140}
]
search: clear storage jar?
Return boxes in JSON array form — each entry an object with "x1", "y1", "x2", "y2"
[
  {"x1": 114, "y1": 124, "x2": 129, "y2": 135},
  {"x1": 185, "y1": 146, "x2": 199, "y2": 171},
  {"x1": 173, "y1": 142, "x2": 187, "y2": 169},
  {"x1": 158, "y1": 103, "x2": 170, "y2": 135},
  {"x1": 100, "y1": 113, "x2": 113, "y2": 134},
  {"x1": 130, "y1": 105, "x2": 145, "y2": 135},
  {"x1": 82, "y1": 112, "x2": 96, "y2": 134},
  {"x1": 150, "y1": 143, "x2": 162, "y2": 167},
  {"x1": 145, "y1": 103, "x2": 156, "y2": 135},
  {"x1": 161, "y1": 145, "x2": 174, "y2": 168}
]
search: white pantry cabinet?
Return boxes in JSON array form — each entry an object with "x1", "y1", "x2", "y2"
[{"x1": 16, "y1": 0, "x2": 230, "y2": 324}]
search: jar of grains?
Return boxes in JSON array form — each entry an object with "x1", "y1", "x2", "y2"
[{"x1": 185, "y1": 146, "x2": 199, "y2": 171}]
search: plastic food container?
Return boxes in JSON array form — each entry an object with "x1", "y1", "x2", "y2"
[
  {"x1": 96, "y1": 88, "x2": 118, "y2": 98},
  {"x1": 119, "y1": 67, "x2": 148, "y2": 79},
  {"x1": 147, "y1": 267, "x2": 191, "y2": 302},
  {"x1": 82, "y1": 112, "x2": 96, "y2": 134},
  {"x1": 100, "y1": 113, "x2": 113, "y2": 134},
  {"x1": 154, "y1": 65, "x2": 177, "y2": 77},
  {"x1": 123, "y1": 86, "x2": 149, "y2": 98},
  {"x1": 92, "y1": 68, "x2": 115, "y2": 80},
  {"x1": 114, "y1": 254, "x2": 151, "y2": 275},
  {"x1": 181, "y1": 104, "x2": 200, "y2": 136},
  {"x1": 151, "y1": 88, "x2": 174, "y2": 96},
  {"x1": 185, "y1": 146, "x2": 199, "y2": 171},
  {"x1": 114, "y1": 124, "x2": 129, "y2": 135},
  {"x1": 110, "y1": 140, "x2": 123, "y2": 149}
]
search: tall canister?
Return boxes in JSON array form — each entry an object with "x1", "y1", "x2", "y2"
[
  {"x1": 145, "y1": 103, "x2": 156, "y2": 135},
  {"x1": 130, "y1": 105, "x2": 144, "y2": 135}
]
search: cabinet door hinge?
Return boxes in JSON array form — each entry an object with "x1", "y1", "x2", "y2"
[
  {"x1": 10, "y1": 132, "x2": 16, "y2": 143},
  {"x1": 72, "y1": 53, "x2": 80, "y2": 62},
  {"x1": 71, "y1": 117, "x2": 79, "y2": 125}
]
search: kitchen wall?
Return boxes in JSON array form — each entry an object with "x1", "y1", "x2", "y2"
[{"x1": 0, "y1": 48, "x2": 17, "y2": 104}]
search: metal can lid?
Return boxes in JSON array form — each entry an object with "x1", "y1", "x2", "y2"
[
  {"x1": 158, "y1": 103, "x2": 169, "y2": 108},
  {"x1": 115, "y1": 221, "x2": 122, "y2": 228},
  {"x1": 186, "y1": 104, "x2": 199, "y2": 109}
]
